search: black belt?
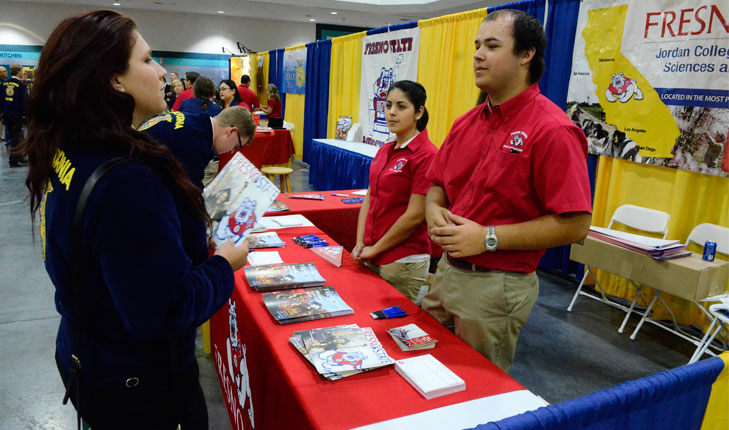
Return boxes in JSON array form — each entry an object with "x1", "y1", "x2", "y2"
[{"x1": 446, "y1": 254, "x2": 492, "y2": 272}]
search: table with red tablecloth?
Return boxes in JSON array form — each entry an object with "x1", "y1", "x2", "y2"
[
  {"x1": 209, "y1": 224, "x2": 539, "y2": 430},
  {"x1": 267, "y1": 190, "x2": 363, "y2": 252},
  {"x1": 220, "y1": 129, "x2": 295, "y2": 170}
]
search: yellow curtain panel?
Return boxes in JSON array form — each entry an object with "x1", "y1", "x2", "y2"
[
  {"x1": 701, "y1": 352, "x2": 729, "y2": 430},
  {"x1": 247, "y1": 53, "x2": 260, "y2": 102},
  {"x1": 417, "y1": 8, "x2": 486, "y2": 147},
  {"x1": 592, "y1": 157, "x2": 729, "y2": 329},
  {"x1": 284, "y1": 45, "x2": 307, "y2": 159},
  {"x1": 327, "y1": 31, "x2": 365, "y2": 139},
  {"x1": 256, "y1": 52, "x2": 270, "y2": 107}
]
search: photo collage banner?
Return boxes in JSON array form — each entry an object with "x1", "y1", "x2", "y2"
[{"x1": 567, "y1": 0, "x2": 729, "y2": 177}]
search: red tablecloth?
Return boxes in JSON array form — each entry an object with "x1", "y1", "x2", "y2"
[
  {"x1": 210, "y1": 226, "x2": 524, "y2": 430},
  {"x1": 267, "y1": 190, "x2": 363, "y2": 252},
  {"x1": 219, "y1": 129, "x2": 295, "y2": 170}
]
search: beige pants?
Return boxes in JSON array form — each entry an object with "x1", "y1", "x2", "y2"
[
  {"x1": 422, "y1": 258, "x2": 539, "y2": 372},
  {"x1": 366, "y1": 260, "x2": 429, "y2": 303}
]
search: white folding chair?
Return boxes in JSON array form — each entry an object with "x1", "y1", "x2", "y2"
[
  {"x1": 567, "y1": 205, "x2": 671, "y2": 333},
  {"x1": 685, "y1": 223, "x2": 729, "y2": 363},
  {"x1": 689, "y1": 303, "x2": 729, "y2": 363}
]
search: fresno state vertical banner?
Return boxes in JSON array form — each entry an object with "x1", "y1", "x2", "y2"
[
  {"x1": 283, "y1": 48, "x2": 307, "y2": 95},
  {"x1": 359, "y1": 28, "x2": 420, "y2": 147},
  {"x1": 567, "y1": 0, "x2": 729, "y2": 177}
]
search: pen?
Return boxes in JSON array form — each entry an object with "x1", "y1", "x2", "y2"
[{"x1": 332, "y1": 193, "x2": 348, "y2": 197}]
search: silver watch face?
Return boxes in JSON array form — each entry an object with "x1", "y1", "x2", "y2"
[{"x1": 486, "y1": 237, "x2": 497, "y2": 249}]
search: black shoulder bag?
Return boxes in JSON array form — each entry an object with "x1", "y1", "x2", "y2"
[{"x1": 64, "y1": 157, "x2": 134, "y2": 430}]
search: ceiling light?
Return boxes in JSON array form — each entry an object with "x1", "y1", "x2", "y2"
[
  {"x1": 331, "y1": 11, "x2": 338, "y2": 15},
  {"x1": 309, "y1": 18, "x2": 316, "y2": 22},
  {"x1": 217, "y1": 10, "x2": 224, "y2": 14},
  {"x1": 113, "y1": 2, "x2": 120, "y2": 5}
]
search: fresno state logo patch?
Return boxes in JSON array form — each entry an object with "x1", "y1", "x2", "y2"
[
  {"x1": 390, "y1": 158, "x2": 408, "y2": 172},
  {"x1": 503, "y1": 131, "x2": 528, "y2": 153}
]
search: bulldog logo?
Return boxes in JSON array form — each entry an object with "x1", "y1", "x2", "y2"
[{"x1": 605, "y1": 72, "x2": 643, "y2": 103}]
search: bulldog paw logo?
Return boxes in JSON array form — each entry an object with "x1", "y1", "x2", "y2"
[{"x1": 605, "y1": 72, "x2": 643, "y2": 103}]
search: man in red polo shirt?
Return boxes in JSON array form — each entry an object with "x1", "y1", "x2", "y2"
[
  {"x1": 423, "y1": 9, "x2": 592, "y2": 372},
  {"x1": 237, "y1": 75, "x2": 260, "y2": 111},
  {"x1": 171, "y1": 71, "x2": 200, "y2": 111}
]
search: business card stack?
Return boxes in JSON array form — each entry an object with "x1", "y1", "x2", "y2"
[{"x1": 395, "y1": 354, "x2": 465, "y2": 400}]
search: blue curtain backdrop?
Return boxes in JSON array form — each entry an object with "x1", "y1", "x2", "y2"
[
  {"x1": 366, "y1": 21, "x2": 418, "y2": 35},
  {"x1": 303, "y1": 40, "x2": 332, "y2": 165},
  {"x1": 268, "y1": 48, "x2": 287, "y2": 116},
  {"x1": 540, "y1": 0, "x2": 581, "y2": 108},
  {"x1": 487, "y1": 0, "x2": 545, "y2": 25}
]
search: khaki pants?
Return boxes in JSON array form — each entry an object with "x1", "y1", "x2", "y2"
[
  {"x1": 366, "y1": 260, "x2": 429, "y2": 303},
  {"x1": 422, "y1": 258, "x2": 539, "y2": 372}
]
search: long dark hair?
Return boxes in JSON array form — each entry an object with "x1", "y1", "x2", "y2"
[
  {"x1": 217, "y1": 79, "x2": 242, "y2": 107},
  {"x1": 193, "y1": 76, "x2": 216, "y2": 112},
  {"x1": 20, "y1": 10, "x2": 206, "y2": 222},
  {"x1": 387, "y1": 80, "x2": 429, "y2": 131}
]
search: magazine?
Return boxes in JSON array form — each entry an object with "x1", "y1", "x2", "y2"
[
  {"x1": 248, "y1": 232, "x2": 286, "y2": 249},
  {"x1": 203, "y1": 152, "x2": 280, "y2": 246},
  {"x1": 335, "y1": 116, "x2": 353, "y2": 140},
  {"x1": 262, "y1": 286, "x2": 354, "y2": 324},
  {"x1": 387, "y1": 324, "x2": 437, "y2": 351},
  {"x1": 290, "y1": 324, "x2": 395, "y2": 380},
  {"x1": 244, "y1": 262, "x2": 326, "y2": 291},
  {"x1": 267, "y1": 200, "x2": 290, "y2": 212}
]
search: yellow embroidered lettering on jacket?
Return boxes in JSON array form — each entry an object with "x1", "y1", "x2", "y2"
[
  {"x1": 40, "y1": 180, "x2": 53, "y2": 261},
  {"x1": 173, "y1": 111, "x2": 185, "y2": 130},
  {"x1": 52, "y1": 149, "x2": 76, "y2": 191}
]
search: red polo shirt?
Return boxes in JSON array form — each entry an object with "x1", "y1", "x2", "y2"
[
  {"x1": 427, "y1": 83, "x2": 592, "y2": 273},
  {"x1": 268, "y1": 98, "x2": 282, "y2": 118},
  {"x1": 365, "y1": 129, "x2": 437, "y2": 265},
  {"x1": 171, "y1": 87, "x2": 193, "y2": 111},
  {"x1": 237, "y1": 85, "x2": 260, "y2": 110}
]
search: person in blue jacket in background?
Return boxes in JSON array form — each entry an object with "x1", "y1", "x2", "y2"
[
  {"x1": 19, "y1": 10, "x2": 249, "y2": 429},
  {"x1": 179, "y1": 76, "x2": 222, "y2": 117},
  {"x1": 2, "y1": 64, "x2": 28, "y2": 166},
  {"x1": 140, "y1": 105, "x2": 256, "y2": 190}
]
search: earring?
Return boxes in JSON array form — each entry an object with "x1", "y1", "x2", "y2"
[{"x1": 117, "y1": 85, "x2": 125, "y2": 92}]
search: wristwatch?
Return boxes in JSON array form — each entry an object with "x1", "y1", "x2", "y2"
[{"x1": 484, "y1": 225, "x2": 498, "y2": 252}]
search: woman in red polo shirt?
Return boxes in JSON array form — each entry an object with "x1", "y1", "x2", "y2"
[
  {"x1": 352, "y1": 80, "x2": 437, "y2": 302},
  {"x1": 260, "y1": 83, "x2": 283, "y2": 128}
]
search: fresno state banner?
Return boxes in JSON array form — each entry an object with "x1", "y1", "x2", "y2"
[
  {"x1": 359, "y1": 28, "x2": 420, "y2": 147},
  {"x1": 566, "y1": 0, "x2": 729, "y2": 177}
]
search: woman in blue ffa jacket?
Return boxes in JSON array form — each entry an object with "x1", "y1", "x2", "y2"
[
  {"x1": 179, "y1": 76, "x2": 222, "y2": 117},
  {"x1": 20, "y1": 10, "x2": 248, "y2": 429},
  {"x1": 352, "y1": 80, "x2": 437, "y2": 303}
]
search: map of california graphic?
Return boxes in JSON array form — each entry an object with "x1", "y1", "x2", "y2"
[{"x1": 584, "y1": 5, "x2": 680, "y2": 158}]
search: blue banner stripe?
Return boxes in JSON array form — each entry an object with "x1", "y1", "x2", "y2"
[
  {"x1": 156, "y1": 57, "x2": 228, "y2": 67},
  {"x1": 0, "y1": 44, "x2": 43, "y2": 53},
  {"x1": 654, "y1": 87, "x2": 729, "y2": 109}
]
